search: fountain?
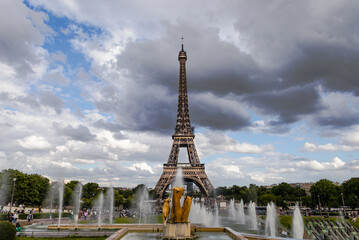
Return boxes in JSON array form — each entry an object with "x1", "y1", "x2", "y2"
[
  {"x1": 213, "y1": 202, "x2": 220, "y2": 227},
  {"x1": 229, "y1": 198, "x2": 236, "y2": 220},
  {"x1": 137, "y1": 186, "x2": 150, "y2": 223},
  {"x1": 49, "y1": 185, "x2": 55, "y2": 219},
  {"x1": 73, "y1": 182, "x2": 82, "y2": 228},
  {"x1": 248, "y1": 201, "x2": 258, "y2": 230},
  {"x1": 265, "y1": 202, "x2": 277, "y2": 237},
  {"x1": 188, "y1": 200, "x2": 220, "y2": 227},
  {"x1": 238, "y1": 199, "x2": 245, "y2": 225},
  {"x1": 107, "y1": 187, "x2": 114, "y2": 224},
  {"x1": 57, "y1": 181, "x2": 64, "y2": 229},
  {"x1": 292, "y1": 202, "x2": 304, "y2": 239},
  {"x1": 96, "y1": 192, "x2": 104, "y2": 229},
  {"x1": 172, "y1": 168, "x2": 184, "y2": 189}
]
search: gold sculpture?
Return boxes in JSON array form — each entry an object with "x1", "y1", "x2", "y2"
[
  {"x1": 162, "y1": 186, "x2": 192, "y2": 224},
  {"x1": 181, "y1": 195, "x2": 192, "y2": 222},
  {"x1": 162, "y1": 198, "x2": 170, "y2": 226},
  {"x1": 171, "y1": 186, "x2": 184, "y2": 222}
]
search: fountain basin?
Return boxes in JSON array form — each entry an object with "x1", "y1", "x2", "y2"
[
  {"x1": 163, "y1": 222, "x2": 192, "y2": 239},
  {"x1": 42, "y1": 224, "x2": 296, "y2": 240}
]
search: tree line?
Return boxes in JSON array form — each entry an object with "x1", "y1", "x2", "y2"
[
  {"x1": 214, "y1": 178, "x2": 359, "y2": 209},
  {"x1": 0, "y1": 169, "x2": 144, "y2": 209},
  {"x1": 1, "y1": 169, "x2": 358, "y2": 210}
]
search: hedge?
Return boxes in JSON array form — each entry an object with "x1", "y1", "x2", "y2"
[
  {"x1": 0, "y1": 221, "x2": 16, "y2": 240},
  {"x1": 0, "y1": 212, "x2": 71, "y2": 221},
  {"x1": 311, "y1": 211, "x2": 340, "y2": 216}
]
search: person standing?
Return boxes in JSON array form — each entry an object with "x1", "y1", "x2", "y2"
[
  {"x1": 84, "y1": 210, "x2": 88, "y2": 221},
  {"x1": 27, "y1": 211, "x2": 33, "y2": 222},
  {"x1": 13, "y1": 212, "x2": 18, "y2": 223}
]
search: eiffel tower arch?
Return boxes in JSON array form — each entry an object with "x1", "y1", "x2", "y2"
[{"x1": 155, "y1": 42, "x2": 214, "y2": 199}]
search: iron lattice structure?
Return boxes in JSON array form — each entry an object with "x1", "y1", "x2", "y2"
[{"x1": 155, "y1": 44, "x2": 214, "y2": 199}]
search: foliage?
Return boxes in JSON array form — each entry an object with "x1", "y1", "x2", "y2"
[
  {"x1": 0, "y1": 212, "x2": 71, "y2": 220},
  {"x1": 81, "y1": 183, "x2": 100, "y2": 209},
  {"x1": 278, "y1": 215, "x2": 292, "y2": 230},
  {"x1": 347, "y1": 219, "x2": 359, "y2": 230},
  {"x1": 341, "y1": 178, "x2": 359, "y2": 209},
  {"x1": 215, "y1": 182, "x2": 306, "y2": 208},
  {"x1": 310, "y1": 179, "x2": 340, "y2": 208},
  {"x1": 63, "y1": 181, "x2": 80, "y2": 207},
  {"x1": 0, "y1": 169, "x2": 50, "y2": 207},
  {"x1": 114, "y1": 191, "x2": 125, "y2": 207},
  {"x1": 149, "y1": 189, "x2": 157, "y2": 199},
  {"x1": 257, "y1": 193, "x2": 277, "y2": 206},
  {"x1": 0, "y1": 221, "x2": 16, "y2": 240}
]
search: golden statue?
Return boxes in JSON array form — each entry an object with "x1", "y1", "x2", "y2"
[
  {"x1": 171, "y1": 186, "x2": 184, "y2": 222},
  {"x1": 161, "y1": 186, "x2": 192, "y2": 224},
  {"x1": 162, "y1": 186, "x2": 193, "y2": 238},
  {"x1": 181, "y1": 195, "x2": 192, "y2": 222},
  {"x1": 162, "y1": 198, "x2": 170, "y2": 226}
]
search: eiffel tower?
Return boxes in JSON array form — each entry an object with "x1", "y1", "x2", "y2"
[{"x1": 155, "y1": 41, "x2": 214, "y2": 199}]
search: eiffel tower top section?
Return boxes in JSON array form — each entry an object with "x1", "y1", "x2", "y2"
[{"x1": 173, "y1": 41, "x2": 194, "y2": 138}]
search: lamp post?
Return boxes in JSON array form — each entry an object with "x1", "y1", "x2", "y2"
[
  {"x1": 300, "y1": 197, "x2": 302, "y2": 209},
  {"x1": 10, "y1": 178, "x2": 16, "y2": 213},
  {"x1": 318, "y1": 194, "x2": 321, "y2": 215},
  {"x1": 341, "y1": 193, "x2": 345, "y2": 216}
]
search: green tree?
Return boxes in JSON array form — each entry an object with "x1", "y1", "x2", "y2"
[
  {"x1": 149, "y1": 189, "x2": 157, "y2": 199},
  {"x1": 82, "y1": 182, "x2": 100, "y2": 209},
  {"x1": 215, "y1": 186, "x2": 229, "y2": 197},
  {"x1": 64, "y1": 181, "x2": 80, "y2": 206},
  {"x1": 124, "y1": 196, "x2": 133, "y2": 209},
  {"x1": 341, "y1": 178, "x2": 359, "y2": 209},
  {"x1": 248, "y1": 184, "x2": 258, "y2": 202},
  {"x1": 310, "y1": 179, "x2": 340, "y2": 208},
  {"x1": 292, "y1": 187, "x2": 306, "y2": 199},
  {"x1": 0, "y1": 169, "x2": 50, "y2": 206},
  {"x1": 114, "y1": 191, "x2": 125, "y2": 207},
  {"x1": 271, "y1": 182, "x2": 293, "y2": 198},
  {"x1": 258, "y1": 193, "x2": 277, "y2": 206}
]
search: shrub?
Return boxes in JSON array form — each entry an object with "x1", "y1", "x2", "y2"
[
  {"x1": 0, "y1": 221, "x2": 16, "y2": 240},
  {"x1": 1, "y1": 212, "x2": 72, "y2": 220},
  {"x1": 0, "y1": 214, "x2": 7, "y2": 221}
]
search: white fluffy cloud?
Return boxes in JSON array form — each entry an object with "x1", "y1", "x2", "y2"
[
  {"x1": 196, "y1": 131, "x2": 273, "y2": 156},
  {"x1": 17, "y1": 135, "x2": 51, "y2": 150},
  {"x1": 295, "y1": 157, "x2": 345, "y2": 171}
]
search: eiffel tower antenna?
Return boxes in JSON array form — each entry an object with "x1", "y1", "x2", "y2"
[
  {"x1": 155, "y1": 41, "x2": 214, "y2": 199},
  {"x1": 181, "y1": 36, "x2": 184, "y2": 51}
]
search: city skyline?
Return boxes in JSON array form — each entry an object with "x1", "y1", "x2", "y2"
[{"x1": 0, "y1": 1, "x2": 358, "y2": 188}]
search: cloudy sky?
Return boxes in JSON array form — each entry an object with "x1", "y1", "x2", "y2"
[{"x1": 1, "y1": 0, "x2": 359, "y2": 188}]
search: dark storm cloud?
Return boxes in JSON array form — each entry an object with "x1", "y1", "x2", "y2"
[
  {"x1": 65, "y1": 2, "x2": 359, "y2": 133},
  {"x1": 314, "y1": 115, "x2": 359, "y2": 128},
  {"x1": 112, "y1": 22, "x2": 261, "y2": 132},
  {"x1": 281, "y1": 42, "x2": 359, "y2": 96},
  {"x1": 191, "y1": 94, "x2": 250, "y2": 130},
  {"x1": 113, "y1": 18, "x2": 359, "y2": 133},
  {"x1": 94, "y1": 119, "x2": 122, "y2": 132},
  {"x1": 244, "y1": 84, "x2": 322, "y2": 125},
  {"x1": 53, "y1": 123, "x2": 96, "y2": 142}
]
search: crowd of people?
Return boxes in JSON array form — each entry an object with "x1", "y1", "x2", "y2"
[{"x1": 6, "y1": 208, "x2": 34, "y2": 224}]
